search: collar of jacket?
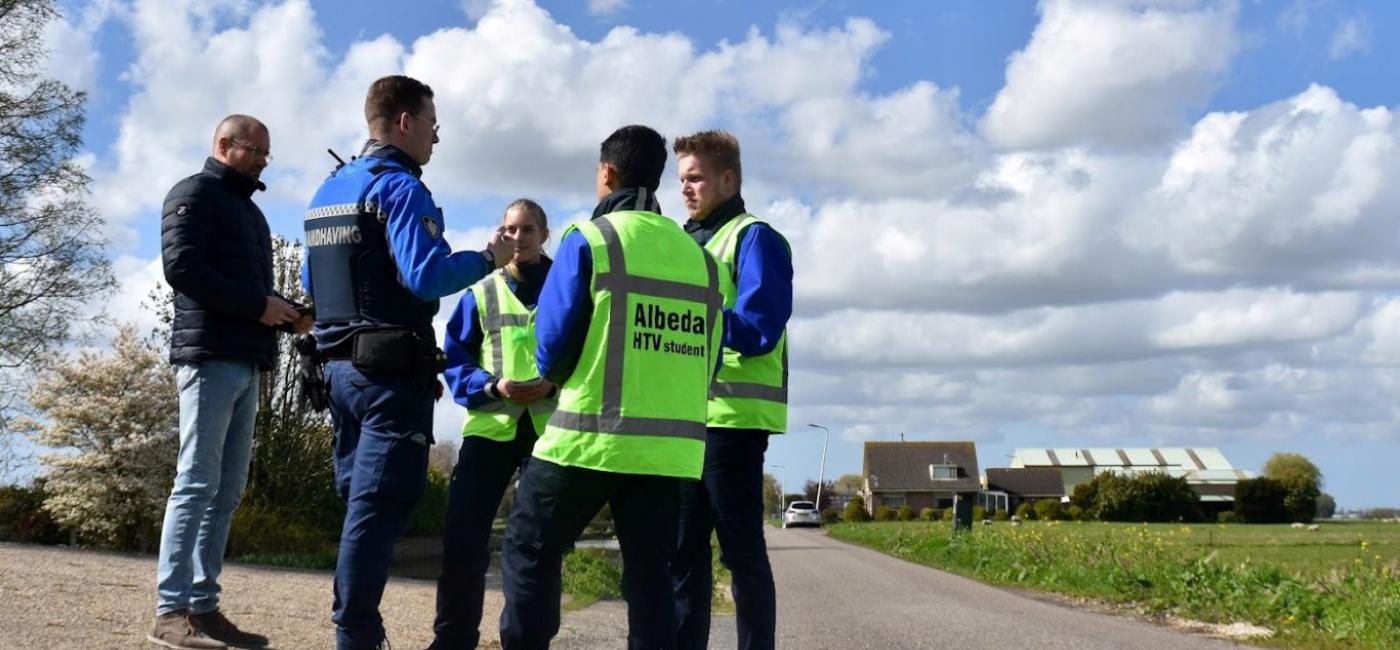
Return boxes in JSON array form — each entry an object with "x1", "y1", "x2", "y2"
[
  {"x1": 683, "y1": 193, "x2": 746, "y2": 245},
  {"x1": 360, "y1": 139, "x2": 423, "y2": 177},
  {"x1": 203, "y1": 157, "x2": 266, "y2": 196},
  {"x1": 592, "y1": 186, "x2": 661, "y2": 220},
  {"x1": 505, "y1": 255, "x2": 553, "y2": 292}
]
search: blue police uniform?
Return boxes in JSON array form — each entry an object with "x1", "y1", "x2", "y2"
[{"x1": 303, "y1": 141, "x2": 493, "y2": 650}]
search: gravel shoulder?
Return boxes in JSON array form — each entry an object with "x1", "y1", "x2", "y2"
[{"x1": 0, "y1": 542, "x2": 633, "y2": 650}]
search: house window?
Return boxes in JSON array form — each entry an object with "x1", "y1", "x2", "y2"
[
  {"x1": 930, "y1": 465, "x2": 958, "y2": 480},
  {"x1": 882, "y1": 494, "x2": 906, "y2": 509}
]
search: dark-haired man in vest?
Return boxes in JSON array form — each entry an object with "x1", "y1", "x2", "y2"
[{"x1": 498, "y1": 125, "x2": 723, "y2": 649}]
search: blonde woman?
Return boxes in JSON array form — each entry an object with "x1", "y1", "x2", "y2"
[{"x1": 431, "y1": 199, "x2": 554, "y2": 649}]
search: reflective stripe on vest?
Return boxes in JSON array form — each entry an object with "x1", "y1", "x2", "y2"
[
  {"x1": 536, "y1": 208, "x2": 722, "y2": 478},
  {"x1": 461, "y1": 271, "x2": 553, "y2": 439},
  {"x1": 704, "y1": 213, "x2": 789, "y2": 432}
]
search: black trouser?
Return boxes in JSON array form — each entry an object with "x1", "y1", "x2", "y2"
[
  {"x1": 430, "y1": 420, "x2": 538, "y2": 649},
  {"x1": 672, "y1": 429, "x2": 775, "y2": 650},
  {"x1": 499, "y1": 458, "x2": 680, "y2": 650}
]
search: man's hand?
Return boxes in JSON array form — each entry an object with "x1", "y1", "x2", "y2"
[
  {"x1": 486, "y1": 227, "x2": 516, "y2": 269},
  {"x1": 259, "y1": 296, "x2": 300, "y2": 327},
  {"x1": 292, "y1": 314, "x2": 314, "y2": 335},
  {"x1": 497, "y1": 378, "x2": 552, "y2": 404}
]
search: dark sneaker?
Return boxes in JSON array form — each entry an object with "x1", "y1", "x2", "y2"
[
  {"x1": 148, "y1": 610, "x2": 228, "y2": 649},
  {"x1": 189, "y1": 610, "x2": 269, "y2": 649}
]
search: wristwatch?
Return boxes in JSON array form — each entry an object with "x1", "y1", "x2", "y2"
[{"x1": 485, "y1": 377, "x2": 500, "y2": 399}]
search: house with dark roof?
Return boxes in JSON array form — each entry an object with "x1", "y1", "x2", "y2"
[
  {"x1": 862, "y1": 441, "x2": 980, "y2": 514},
  {"x1": 980, "y1": 468, "x2": 1065, "y2": 513}
]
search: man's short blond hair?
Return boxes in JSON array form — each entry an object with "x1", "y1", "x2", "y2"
[{"x1": 673, "y1": 130, "x2": 742, "y2": 185}]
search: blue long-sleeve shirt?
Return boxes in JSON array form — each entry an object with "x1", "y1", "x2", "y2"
[
  {"x1": 534, "y1": 229, "x2": 595, "y2": 384},
  {"x1": 719, "y1": 223, "x2": 792, "y2": 356},
  {"x1": 682, "y1": 193, "x2": 792, "y2": 356},
  {"x1": 443, "y1": 260, "x2": 551, "y2": 410},
  {"x1": 536, "y1": 189, "x2": 791, "y2": 385},
  {"x1": 301, "y1": 143, "x2": 492, "y2": 347}
]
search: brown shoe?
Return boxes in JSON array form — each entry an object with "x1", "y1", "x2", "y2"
[
  {"x1": 190, "y1": 610, "x2": 270, "y2": 649},
  {"x1": 148, "y1": 610, "x2": 228, "y2": 649}
]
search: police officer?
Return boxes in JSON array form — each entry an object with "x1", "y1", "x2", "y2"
[
  {"x1": 302, "y1": 75, "x2": 513, "y2": 650},
  {"x1": 670, "y1": 130, "x2": 792, "y2": 650},
  {"x1": 498, "y1": 125, "x2": 723, "y2": 649},
  {"x1": 431, "y1": 199, "x2": 554, "y2": 649}
]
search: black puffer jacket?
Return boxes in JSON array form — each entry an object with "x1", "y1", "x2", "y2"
[{"x1": 160, "y1": 157, "x2": 278, "y2": 369}]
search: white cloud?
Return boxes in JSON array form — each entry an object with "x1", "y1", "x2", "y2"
[
  {"x1": 41, "y1": 0, "x2": 117, "y2": 95},
  {"x1": 72, "y1": 0, "x2": 1400, "y2": 485},
  {"x1": 1329, "y1": 13, "x2": 1372, "y2": 60},
  {"x1": 586, "y1": 0, "x2": 628, "y2": 16},
  {"x1": 1122, "y1": 85, "x2": 1400, "y2": 279},
  {"x1": 981, "y1": 0, "x2": 1240, "y2": 150}
]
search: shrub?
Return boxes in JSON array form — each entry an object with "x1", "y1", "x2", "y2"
[
  {"x1": 941, "y1": 508, "x2": 955, "y2": 522},
  {"x1": 562, "y1": 548, "x2": 622, "y2": 608},
  {"x1": 896, "y1": 505, "x2": 916, "y2": 521},
  {"x1": 0, "y1": 483, "x2": 64, "y2": 544},
  {"x1": 820, "y1": 508, "x2": 840, "y2": 524},
  {"x1": 993, "y1": 509, "x2": 1010, "y2": 521},
  {"x1": 227, "y1": 505, "x2": 333, "y2": 557},
  {"x1": 972, "y1": 506, "x2": 987, "y2": 521},
  {"x1": 1069, "y1": 480, "x2": 1097, "y2": 511},
  {"x1": 1092, "y1": 471, "x2": 1202, "y2": 522},
  {"x1": 1014, "y1": 502, "x2": 1035, "y2": 521},
  {"x1": 918, "y1": 507, "x2": 936, "y2": 521},
  {"x1": 1034, "y1": 499, "x2": 1064, "y2": 521},
  {"x1": 405, "y1": 469, "x2": 451, "y2": 537},
  {"x1": 1217, "y1": 510, "x2": 1242, "y2": 524},
  {"x1": 1067, "y1": 504, "x2": 1087, "y2": 521},
  {"x1": 874, "y1": 506, "x2": 896, "y2": 522},
  {"x1": 1234, "y1": 477, "x2": 1290, "y2": 523},
  {"x1": 843, "y1": 495, "x2": 871, "y2": 522}
]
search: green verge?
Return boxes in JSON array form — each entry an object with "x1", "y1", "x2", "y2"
[
  {"x1": 826, "y1": 521, "x2": 1400, "y2": 649},
  {"x1": 561, "y1": 539, "x2": 735, "y2": 613}
]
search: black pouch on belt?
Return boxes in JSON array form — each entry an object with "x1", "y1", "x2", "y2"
[{"x1": 352, "y1": 329, "x2": 420, "y2": 376}]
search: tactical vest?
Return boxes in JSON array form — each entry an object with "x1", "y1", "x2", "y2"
[
  {"x1": 533, "y1": 210, "x2": 722, "y2": 479},
  {"x1": 303, "y1": 156, "x2": 439, "y2": 328},
  {"x1": 461, "y1": 270, "x2": 556, "y2": 441},
  {"x1": 704, "y1": 214, "x2": 789, "y2": 433}
]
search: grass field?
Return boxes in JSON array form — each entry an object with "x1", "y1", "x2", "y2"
[{"x1": 827, "y1": 520, "x2": 1400, "y2": 649}]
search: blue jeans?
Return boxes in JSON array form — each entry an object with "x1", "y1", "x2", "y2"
[
  {"x1": 155, "y1": 360, "x2": 261, "y2": 615},
  {"x1": 500, "y1": 459, "x2": 680, "y2": 650},
  {"x1": 672, "y1": 429, "x2": 775, "y2": 650},
  {"x1": 326, "y1": 360, "x2": 434, "y2": 650}
]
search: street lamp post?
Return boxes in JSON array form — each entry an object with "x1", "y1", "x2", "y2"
[{"x1": 807, "y1": 423, "x2": 830, "y2": 509}]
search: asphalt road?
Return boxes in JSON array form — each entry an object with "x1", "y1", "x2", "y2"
[{"x1": 695, "y1": 526, "x2": 1246, "y2": 650}]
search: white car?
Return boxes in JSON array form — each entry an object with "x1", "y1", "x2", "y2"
[{"x1": 783, "y1": 501, "x2": 822, "y2": 528}]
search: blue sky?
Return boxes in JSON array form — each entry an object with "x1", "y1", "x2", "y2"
[{"x1": 42, "y1": 0, "x2": 1400, "y2": 508}]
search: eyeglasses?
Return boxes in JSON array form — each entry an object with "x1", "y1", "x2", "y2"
[
  {"x1": 408, "y1": 112, "x2": 440, "y2": 135},
  {"x1": 228, "y1": 138, "x2": 273, "y2": 161}
]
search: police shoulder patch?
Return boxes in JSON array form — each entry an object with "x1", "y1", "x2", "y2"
[{"x1": 421, "y1": 215, "x2": 440, "y2": 239}]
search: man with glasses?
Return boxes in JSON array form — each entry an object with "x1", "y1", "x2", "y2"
[
  {"x1": 152, "y1": 114, "x2": 309, "y2": 649},
  {"x1": 302, "y1": 75, "x2": 513, "y2": 650}
]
